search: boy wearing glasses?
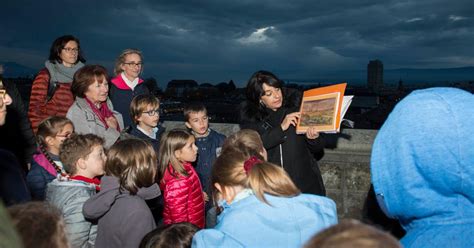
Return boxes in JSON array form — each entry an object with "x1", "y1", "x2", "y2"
[{"x1": 125, "y1": 95, "x2": 165, "y2": 153}]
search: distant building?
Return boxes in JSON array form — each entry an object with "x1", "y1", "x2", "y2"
[
  {"x1": 367, "y1": 60, "x2": 384, "y2": 92},
  {"x1": 166, "y1": 80, "x2": 199, "y2": 98}
]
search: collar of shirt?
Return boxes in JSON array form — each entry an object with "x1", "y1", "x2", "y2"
[
  {"x1": 120, "y1": 72, "x2": 139, "y2": 90},
  {"x1": 137, "y1": 125, "x2": 158, "y2": 139}
]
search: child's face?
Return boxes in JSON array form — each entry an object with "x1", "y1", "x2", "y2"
[
  {"x1": 137, "y1": 104, "x2": 160, "y2": 129},
  {"x1": 82, "y1": 145, "x2": 106, "y2": 178},
  {"x1": 175, "y1": 136, "x2": 198, "y2": 163},
  {"x1": 185, "y1": 111, "x2": 209, "y2": 135},
  {"x1": 47, "y1": 123, "x2": 74, "y2": 155}
]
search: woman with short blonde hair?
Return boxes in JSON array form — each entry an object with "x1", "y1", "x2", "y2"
[{"x1": 109, "y1": 48, "x2": 150, "y2": 128}]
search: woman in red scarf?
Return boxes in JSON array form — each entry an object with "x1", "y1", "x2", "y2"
[{"x1": 67, "y1": 65, "x2": 124, "y2": 148}]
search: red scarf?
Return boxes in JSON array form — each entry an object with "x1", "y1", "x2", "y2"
[
  {"x1": 85, "y1": 97, "x2": 120, "y2": 131},
  {"x1": 70, "y1": 175, "x2": 101, "y2": 192}
]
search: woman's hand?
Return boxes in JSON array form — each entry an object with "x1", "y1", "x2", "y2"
[
  {"x1": 281, "y1": 112, "x2": 300, "y2": 131},
  {"x1": 305, "y1": 126, "x2": 320, "y2": 140},
  {"x1": 106, "y1": 116, "x2": 118, "y2": 130}
]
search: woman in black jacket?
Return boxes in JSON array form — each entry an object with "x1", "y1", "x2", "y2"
[{"x1": 239, "y1": 70, "x2": 326, "y2": 196}]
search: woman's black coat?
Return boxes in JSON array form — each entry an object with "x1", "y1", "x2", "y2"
[{"x1": 239, "y1": 88, "x2": 326, "y2": 196}]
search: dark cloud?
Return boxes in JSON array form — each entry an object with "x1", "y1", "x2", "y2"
[{"x1": 1, "y1": 0, "x2": 473, "y2": 86}]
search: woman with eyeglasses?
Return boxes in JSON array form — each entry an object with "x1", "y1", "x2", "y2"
[
  {"x1": 109, "y1": 49, "x2": 150, "y2": 128},
  {"x1": 239, "y1": 70, "x2": 326, "y2": 196},
  {"x1": 28, "y1": 35, "x2": 85, "y2": 133},
  {"x1": 67, "y1": 65, "x2": 124, "y2": 148}
]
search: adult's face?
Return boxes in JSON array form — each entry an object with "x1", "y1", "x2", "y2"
[
  {"x1": 59, "y1": 40, "x2": 79, "y2": 67},
  {"x1": 0, "y1": 90, "x2": 12, "y2": 126},
  {"x1": 120, "y1": 53, "x2": 142, "y2": 81},
  {"x1": 84, "y1": 75, "x2": 109, "y2": 105},
  {"x1": 260, "y1": 83, "x2": 283, "y2": 111}
]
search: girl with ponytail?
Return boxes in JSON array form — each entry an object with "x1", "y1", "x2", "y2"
[
  {"x1": 26, "y1": 116, "x2": 74, "y2": 200},
  {"x1": 192, "y1": 130, "x2": 338, "y2": 247}
]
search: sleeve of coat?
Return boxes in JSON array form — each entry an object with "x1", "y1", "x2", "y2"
[
  {"x1": 27, "y1": 69, "x2": 49, "y2": 133},
  {"x1": 66, "y1": 106, "x2": 121, "y2": 148},
  {"x1": 163, "y1": 179, "x2": 189, "y2": 224},
  {"x1": 26, "y1": 164, "x2": 49, "y2": 200},
  {"x1": 4, "y1": 80, "x2": 36, "y2": 166},
  {"x1": 63, "y1": 194, "x2": 95, "y2": 248},
  {"x1": 241, "y1": 120, "x2": 286, "y2": 150},
  {"x1": 306, "y1": 135, "x2": 325, "y2": 155}
]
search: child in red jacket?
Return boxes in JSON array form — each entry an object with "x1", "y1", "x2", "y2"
[{"x1": 157, "y1": 129, "x2": 205, "y2": 228}]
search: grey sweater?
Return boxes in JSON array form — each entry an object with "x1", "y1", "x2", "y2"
[{"x1": 83, "y1": 176, "x2": 161, "y2": 248}]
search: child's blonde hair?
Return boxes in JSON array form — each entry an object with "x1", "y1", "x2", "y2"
[
  {"x1": 59, "y1": 134, "x2": 104, "y2": 176},
  {"x1": 157, "y1": 129, "x2": 194, "y2": 181},
  {"x1": 36, "y1": 116, "x2": 74, "y2": 175},
  {"x1": 106, "y1": 139, "x2": 157, "y2": 195},
  {"x1": 222, "y1": 129, "x2": 265, "y2": 156},
  {"x1": 130, "y1": 94, "x2": 160, "y2": 125},
  {"x1": 212, "y1": 147, "x2": 300, "y2": 205}
]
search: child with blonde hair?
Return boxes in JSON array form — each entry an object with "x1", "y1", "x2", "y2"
[
  {"x1": 192, "y1": 130, "x2": 338, "y2": 247},
  {"x1": 27, "y1": 116, "x2": 74, "y2": 200},
  {"x1": 158, "y1": 129, "x2": 205, "y2": 228},
  {"x1": 83, "y1": 139, "x2": 161, "y2": 248}
]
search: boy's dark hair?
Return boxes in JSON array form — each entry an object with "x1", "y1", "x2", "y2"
[
  {"x1": 59, "y1": 133, "x2": 104, "y2": 175},
  {"x1": 139, "y1": 222, "x2": 199, "y2": 248},
  {"x1": 183, "y1": 103, "x2": 207, "y2": 122},
  {"x1": 8, "y1": 202, "x2": 69, "y2": 248},
  {"x1": 304, "y1": 219, "x2": 401, "y2": 248}
]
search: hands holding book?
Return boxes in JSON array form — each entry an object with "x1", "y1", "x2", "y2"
[
  {"x1": 281, "y1": 112, "x2": 320, "y2": 139},
  {"x1": 281, "y1": 112, "x2": 300, "y2": 131}
]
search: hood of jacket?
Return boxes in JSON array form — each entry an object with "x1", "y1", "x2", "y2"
[
  {"x1": 82, "y1": 176, "x2": 161, "y2": 220},
  {"x1": 46, "y1": 178, "x2": 96, "y2": 206},
  {"x1": 32, "y1": 152, "x2": 57, "y2": 177},
  {"x1": 371, "y1": 88, "x2": 474, "y2": 245}
]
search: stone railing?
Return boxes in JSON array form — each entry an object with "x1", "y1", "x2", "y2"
[{"x1": 162, "y1": 121, "x2": 377, "y2": 219}]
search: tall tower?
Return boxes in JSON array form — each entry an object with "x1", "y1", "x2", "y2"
[{"x1": 367, "y1": 60, "x2": 383, "y2": 91}]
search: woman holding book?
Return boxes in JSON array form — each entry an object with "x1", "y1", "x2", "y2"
[{"x1": 239, "y1": 70, "x2": 326, "y2": 196}]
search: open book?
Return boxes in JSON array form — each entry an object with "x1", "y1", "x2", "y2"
[{"x1": 296, "y1": 83, "x2": 353, "y2": 134}]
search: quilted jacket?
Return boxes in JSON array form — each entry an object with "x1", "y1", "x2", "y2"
[
  {"x1": 28, "y1": 68, "x2": 75, "y2": 133},
  {"x1": 160, "y1": 162, "x2": 205, "y2": 228}
]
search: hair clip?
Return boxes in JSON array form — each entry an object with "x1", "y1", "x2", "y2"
[{"x1": 243, "y1": 156, "x2": 262, "y2": 175}]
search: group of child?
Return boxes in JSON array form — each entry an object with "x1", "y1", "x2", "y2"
[{"x1": 17, "y1": 91, "x2": 341, "y2": 247}]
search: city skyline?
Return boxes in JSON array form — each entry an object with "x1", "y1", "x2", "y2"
[{"x1": 1, "y1": 0, "x2": 473, "y2": 87}]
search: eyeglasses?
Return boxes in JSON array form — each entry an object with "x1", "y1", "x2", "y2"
[
  {"x1": 62, "y1": 47, "x2": 79, "y2": 53},
  {"x1": 123, "y1": 62, "x2": 143, "y2": 67},
  {"x1": 142, "y1": 109, "x2": 160, "y2": 116},
  {"x1": 56, "y1": 132, "x2": 73, "y2": 138}
]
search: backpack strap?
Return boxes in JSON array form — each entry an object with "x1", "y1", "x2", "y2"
[{"x1": 45, "y1": 80, "x2": 59, "y2": 102}]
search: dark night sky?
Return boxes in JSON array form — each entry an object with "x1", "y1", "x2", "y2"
[{"x1": 1, "y1": 0, "x2": 473, "y2": 87}]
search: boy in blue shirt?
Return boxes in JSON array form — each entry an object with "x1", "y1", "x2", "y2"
[{"x1": 184, "y1": 103, "x2": 225, "y2": 224}]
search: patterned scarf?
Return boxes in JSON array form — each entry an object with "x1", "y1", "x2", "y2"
[{"x1": 85, "y1": 97, "x2": 120, "y2": 131}]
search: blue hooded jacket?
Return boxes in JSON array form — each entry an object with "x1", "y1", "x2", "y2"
[
  {"x1": 192, "y1": 193, "x2": 337, "y2": 247},
  {"x1": 371, "y1": 88, "x2": 474, "y2": 247}
]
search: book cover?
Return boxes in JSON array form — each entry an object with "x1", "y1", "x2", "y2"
[{"x1": 296, "y1": 82, "x2": 350, "y2": 134}]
